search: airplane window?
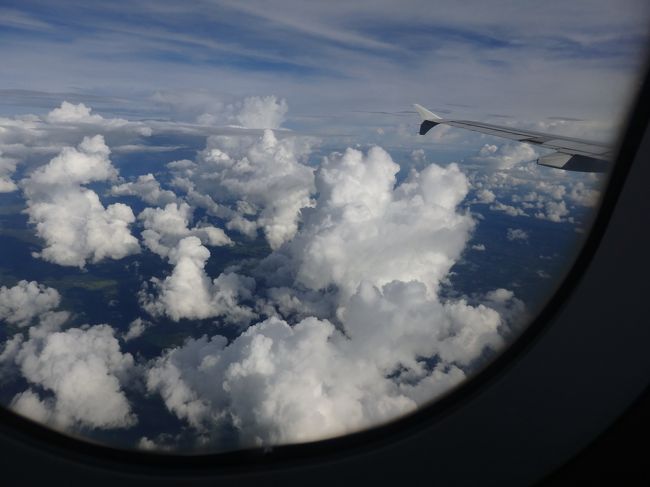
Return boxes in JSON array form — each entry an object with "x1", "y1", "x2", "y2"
[{"x1": 0, "y1": 1, "x2": 648, "y2": 456}]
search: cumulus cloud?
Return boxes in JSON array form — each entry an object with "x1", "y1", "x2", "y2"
[
  {"x1": 0, "y1": 281, "x2": 61, "y2": 327},
  {"x1": 111, "y1": 173, "x2": 179, "y2": 207},
  {"x1": 46, "y1": 101, "x2": 104, "y2": 124},
  {"x1": 483, "y1": 288, "x2": 527, "y2": 332},
  {"x1": 146, "y1": 315, "x2": 418, "y2": 446},
  {"x1": 136, "y1": 203, "x2": 256, "y2": 325},
  {"x1": 236, "y1": 96, "x2": 288, "y2": 129},
  {"x1": 466, "y1": 140, "x2": 604, "y2": 227},
  {"x1": 0, "y1": 334, "x2": 25, "y2": 380},
  {"x1": 535, "y1": 199, "x2": 570, "y2": 222},
  {"x1": 169, "y1": 128, "x2": 315, "y2": 249},
  {"x1": 410, "y1": 148, "x2": 426, "y2": 164},
  {"x1": 190, "y1": 95, "x2": 288, "y2": 130},
  {"x1": 489, "y1": 200, "x2": 528, "y2": 217},
  {"x1": 0, "y1": 100, "x2": 541, "y2": 451},
  {"x1": 286, "y1": 146, "x2": 473, "y2": 299},
  {"x1": 535, "y1": 181, "x2": 567, "y2": 201},
  {"x1": 21, "y1": 135, "x2": 140, "y2": 267},
  {"x1": 146, "y1": 278, "x2": 512, "y2": 448},
  {"x1": 0, "y1": 151, "x2": 18, "y2": 192},
  {"x1": 509, "y1": 186, "x2": 572, "y2": 223},
  {"x1": 142, "y1": 144, "x2": 523, "y2": 449},
  {"x1": 139, "y1": 202, "x2": 232, "y2": 258},
  {"x1": 507, "y1": 228, "x2": 529, "y2": 241},
  {"x1": 11, "y1": 324, "x2": 137, "y2": 430},
  {"x1": 0, "y1": 280, "x2": 136, "y2": 431},
  {"x1": 46, "y1": 101, "x2": 152, "y2": 137},
  {"x1": 568, "y1": 181, "x2": 601, "y2": 207},
  {"x1": 141, "y1": 236, "x2": 257, "y2": 324},
  {"x1": 123, "y1": 317, "x2": 151, "y2": 342},
  {"x1": 0, "y1": 102, "x2": 153, "y2": 166},
  {"x1": 471, "y1": 143, "x2": 538, "y2": 170},
  {"x1": 474, "y1": 188, "x2": 496, "y2": 204}
]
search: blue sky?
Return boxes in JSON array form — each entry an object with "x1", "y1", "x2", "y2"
[{"x1": 1, "y1": 0, "x2": 648, "y2": 142}]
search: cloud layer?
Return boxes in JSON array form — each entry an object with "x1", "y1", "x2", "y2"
[{"x1": 0, "y1": 96, "x2": 595, "y2": 453}]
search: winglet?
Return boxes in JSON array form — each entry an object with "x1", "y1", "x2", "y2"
[
  {"x1": 414, "y1": 104, "x2": 443, "y2": 135},
  {"x1": 413, "y1": 104, "x2": 442, "y2": 122}
]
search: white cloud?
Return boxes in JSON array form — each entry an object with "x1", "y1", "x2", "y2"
[
  {"x1": 137, "y1": 437, "x2": 158, "y2": 450},
  {"x1": 467, "y1": 142, "x2": 604, "y2": 226},
  {"x1": 0, "y1": 99, "x2": 544, "y2": 450},
  {"x1": 136, "y1": 435, "x2": 175, "y2": 451},
  {"x1": 568, "y1": 181, "x2": 601, "y2": 207},
  {"x1": 11, "y1": 324, "x2": 137, "y2": 430},
  {"x1": 410, "y1": 148, "x2": 426, "y2": 164},
  {"x1": 0, "y1": 103, "x2": 153, "y2": 166},
  {"x1": 483, "y1": 288, "x2": 527, "y2": 331},
  {"x1": 474, "y1": 188, "x2": 496, "y2": 204},
  {"x1": 111, "y1": 173, "x2": 179, "y2": 207},
  {"x1": 341, "y1": 280, "x2": 505, "y2": 371},
  {"x1": 506, "y1": 228, "x2": 529, "y2": 241},
  {"x1": 0, "y1": 280, "x2": 136, "y2": 432},
  {"x1": 143, "y1": 143, "x2": 525, "y2": 448},
  {"x1": 141, "y1": 236, "x2": 257, "y2": 324},
  {"x1": 535, "y1": 200, "x2": 569, "y2": 222},
  {"x1": 139, "y1": 202, "x2": 232, "y2": 259},
  {"x1": 146, "y1": 278, "x2": 512, "y2": 447},
  {"x1": 471, "y1": 243, "x2": 486, "y2": 251},
  {"x1": 46, "y1": 101, "x2": 104, "y2": 124},
  {"x1": 535, "y1": 181, "x2": 567, "y2": 201},
  {"x1": 471, "y1": 143, "x2": 538, "y2": 170},
  {"x1": 145, "y1": 315, "x2": 415, "y2": 446},
  {"x1": 21, "y1": 135, "x2": 140, "y2": 267},
  {"x1": 0, "y1": 334, "x2": 25, "y2": 381},
  {"x1": 160, "y1": 94, "x2": 287, "y2": 131},
  {"x1": 136, "y1": 203, "x2": 254, "y2": 325},
  {"x1": 170, "y1": 128, "x2": 315, "y2": 249},
  {"x1": 0, "y1": 151, "x2": 18, "y2": 192},
  {"x1": 123, "y1": 318, "x2": 151, "y2": 342},
  {"x1": 24, "y1": 134, "x2": 117, "y2": 185},
  {"x1": 286, "y1": 146, "x2": 473, "y2": 299},
  {"x1": 236, "y1": 96, "x2": 288, "y2": 129},
  {"x1": 489, "y1": 200, "x2": 528, "y2": 217},
  {"x1": 46, "y1": 101, "x2": 152, "y2": 137},
  {"x1": 0, "y1": 281, "x2": 61, "y2": 327},
  {"x1": 485, "y1": 288, "x2": 515, "y2": 303}
]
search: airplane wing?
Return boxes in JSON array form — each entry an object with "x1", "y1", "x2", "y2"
[{"x1": 413, "y1": 104, "x2": 612, "y2": 172}]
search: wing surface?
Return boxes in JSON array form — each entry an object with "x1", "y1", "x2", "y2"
[{"x1": 414, "y1": 103, "x2": 612, "y2": 172}]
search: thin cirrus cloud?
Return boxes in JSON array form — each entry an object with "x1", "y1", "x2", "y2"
[{"x1": 0, "y1": 1, "x2": 647, "y2": 132}]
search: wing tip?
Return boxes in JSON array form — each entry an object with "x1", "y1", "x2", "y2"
[{"x1": 413, "y1": 104, "x2": 442, "y2": 121}]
